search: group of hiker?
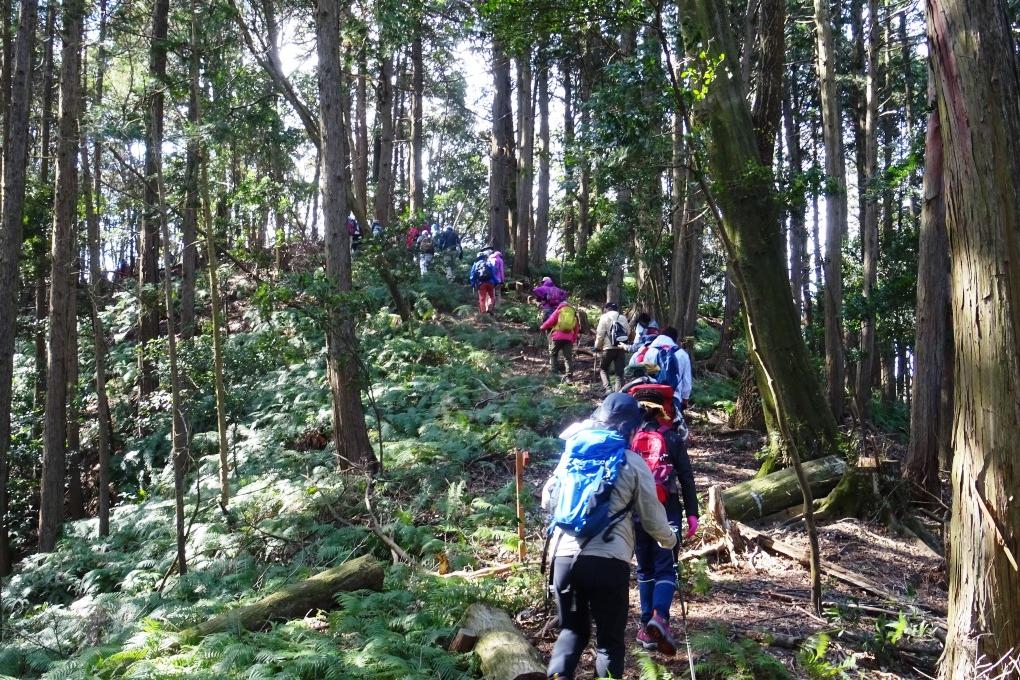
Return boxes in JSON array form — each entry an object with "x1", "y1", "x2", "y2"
[
  {"x1": 523, "y1": 278, "x2": 699, "y2": 678},
  {"x1": 406, "y1": 221, "x2": 464, "y2": 279}
]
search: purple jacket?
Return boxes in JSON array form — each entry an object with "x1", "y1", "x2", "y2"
[{"x1": 533, "y1": 283, "x2": 567, "y2": 312}]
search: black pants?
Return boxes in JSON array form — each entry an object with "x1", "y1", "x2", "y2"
[
  {"x1": 599, "y1": 348, "x2": 627, "y2": 392},
  {"x1": 547, "y1": 555, "x2": 631, "y2": 679}
]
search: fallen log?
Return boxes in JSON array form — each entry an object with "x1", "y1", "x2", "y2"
[
  {"x1": 451, "y1": 602, "x2": 545, "y2": 680},
  {"x1": 179, "y1": 553, "x2": 384, "y2": 643},
  {"x1": 721, "y1": 455, "x2": 847, "y2": 521}
]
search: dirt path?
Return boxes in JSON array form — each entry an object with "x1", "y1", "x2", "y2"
[{"x1": 487, "y1": 306, "x2": 947, "y2": 679}]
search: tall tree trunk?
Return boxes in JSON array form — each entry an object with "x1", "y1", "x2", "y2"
[
  {"x1": 813, "y1": 0, "x2": 848, "y2": 420},
  {"x1": 669, "y1": 112, "x2": 702, "y2": 340},
  {"x1": 82, "y1": 0, "x2": 111, "y2": 532},
  {"x1": 488, "y1": 37, "x2": 512, "y2": 252},
  {"x1": 856, "y1": 0, "x2": 881, "y2": 419},
  {"x1": 0, "y1": 0, "x2": 38, "y2": 574},
  {"x1": 926, "y1": 1, "x2": 1020, "y2": 675},
  {"x1": 576, "y1": 47, "x2": 593, "y2": 256},
  {"x1": 40, "y1": 0, "x2": 84, "y2": 552},
  {"x1": 82, "y1": 121, "x2": 112, "y2": 538},
  {"x1": 354, "y1": 48, "x2": 368, "y2": 213},
  {"x1": 751, "y1": 0, "x2": 785, "y2": 162},
  {"x1": 317, "y1": 0, "x2": 377, "y2": 472},
  {"x1": 532, "y1": 51, "x2": 550, "y2": 270},
  {"x1": 513, "y1": 51, "x2": 533, "y2": 277},
  {"x1": 410, "y1": 34, "x2": 424, "y2": 217},
  {"x1": 561, "y1": 59, "x2": 576, "y2": 260},
  {"x1": 373, "y1": 54, "x2": 394, "y2": 227},
  {"x1": 180, "y1": 4, "x2": 200, "y2": 338},
  {"x1": 710, "y1": 273, "x2": 739, "y2": 371},
  {"x1": 139, "y1": 0, "x2": 169, "y2": 400},
  {"x1": 784, "y1": 70, "x2": 807, "y2": 323},
  {"x1": 154, "y1": 110, "x2": 189, "y2": 577},
  {"x1": 0, "y1": 0, "x2": 11, "y2": 158},
  {"x1": 65, "y1": 271, "x2": 83, "y2": 520},
  {"x1": 33, "y1": 2, "x2": 56, "y2": 413},
  {"x1": 674, "y1": 0, "x2": 839, "y2": 464}
]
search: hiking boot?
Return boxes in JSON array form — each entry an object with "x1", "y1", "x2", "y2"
[
  {"x1": 636, "y1": 626, "x2": 658, "y2": 650},
  {"x1": 645, "y1": 613, "x2": 677, "y2": 656}
]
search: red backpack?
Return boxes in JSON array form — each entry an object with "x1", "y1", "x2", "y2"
[
  {"x1": 626, "y1": 383, "x2": 676, "y2": 423},
  {"x1": 630, "y1": 427, "x2": 674, "y2": 503}
]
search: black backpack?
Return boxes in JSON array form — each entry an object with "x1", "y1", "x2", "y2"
[{"x1": 610, "y1": 314, "x2": 629, "y2": 346}]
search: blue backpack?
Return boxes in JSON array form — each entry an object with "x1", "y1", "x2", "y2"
[{"x1": 550, "y1": 429, "x2": 630, "y2": 538}]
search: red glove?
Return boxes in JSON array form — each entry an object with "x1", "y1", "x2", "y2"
[{"x1": 686, "y1": 516, "x2": 699, "y2": 539}]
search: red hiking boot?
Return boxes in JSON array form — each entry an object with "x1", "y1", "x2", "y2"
[{"x1": 645, "y1": 612, "x2": 677, "y2": 656}]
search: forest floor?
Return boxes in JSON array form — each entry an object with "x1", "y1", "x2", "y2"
[{"x1": 481, "y1": 307, "x2": 949, "y2": 679}]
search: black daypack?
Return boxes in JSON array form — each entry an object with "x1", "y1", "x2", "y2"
[
  {"x1": 610, "y1": 314, "x2": 629, "y2": 346},
  {"x1": 474, "y1": 260, "x2": 494, "y2": 283}
]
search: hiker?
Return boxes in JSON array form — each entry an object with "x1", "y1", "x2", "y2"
[
  {"x1": 416, "y1": 225, "x2": 436, "y2": 276},
  {"x1": 371, "y1": 220, "x2": 383, "y2": 238},
  {"x1": 542, "y1": 393, "x2": 678, "y2": 680},
  {"x1": 405, "y1": 222, "x2": 421, "y2": 250},
  {"x1": 628, "y1": 327, "x2": 693, "y2": 414},
  {"x1": 435, "y1": 224, "x2": 463, "y2": 281},
  {"x1": 628, "y1": 313, "x2": 660, "y2": 352},
  {"x1": 540, "y1": 299, "x2": 580, "y2": 381},
  {"x1": 533, "y1": 276, "x2": 568, "y2": 322},
  {"x1": 469, "y1": 253, "x2": 497, "y2": 314},
  {"x1": 487, "y1": 250, "x2": 506, "y2": 308},
  {"x1": 346, "y1": 216, "x2": 362, "y2": 251},
  {"x1": 593, "y1": 302, "x2": 630, "y2": 394},
  {"x1": 628, "y1": 394, "x2": 699, "y2": 655}
]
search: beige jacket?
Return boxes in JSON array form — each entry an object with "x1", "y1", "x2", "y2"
[{"x1": 542, "y1": 449, "x2": 677, "y2": 563}]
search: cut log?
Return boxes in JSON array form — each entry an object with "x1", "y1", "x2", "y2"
[
  {"x1": 456, "y1": 602, "x2": 545, "y2": 680},
  {"x1": 721, "y1": 454, "x2": 847, "y2": 521},
  {"x1": 179, "y1": 554, "x2": 384, "y2": 643}
]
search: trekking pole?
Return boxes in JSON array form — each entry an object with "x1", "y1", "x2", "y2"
[
  {"x1": 514, "y1": 449, "x2": 529, "y2": 562},
  {"x1": 675, "y1": 548, "x2": 698, "y2": 680}
]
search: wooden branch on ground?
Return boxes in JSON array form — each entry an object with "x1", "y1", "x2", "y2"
[
  {"x1": 679, "y1": 540, "x2": 726, "y2": 562},
  {"x1": 720, "y1": 455, "x2": 847, "y2": 521},
  {"x1": 732, "y1": 520, "x2": 946, "y2": 616},
  {"x1": 178, "y1": 554, "x2": 383, "y2": 643},
  {"x1": 450, "y1": 603, "x2": 545, "y2": 680}
]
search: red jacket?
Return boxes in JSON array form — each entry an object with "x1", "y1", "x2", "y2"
[
  {"x1": 405, "y1": 226, "x2": 420, "y2": 249},
  {"x1": 540, "y1": 302, "x2": 580, "y2": 343}
]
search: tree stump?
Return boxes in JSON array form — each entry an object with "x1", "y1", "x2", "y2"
[
  {"x1": 179, "y1": 553, "x2": 384, "y2": 643},
  {"x1": 453, "y1": 602, "x2": 545, "y2": 680}
]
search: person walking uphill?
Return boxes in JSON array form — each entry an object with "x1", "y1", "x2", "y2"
[
  {"x1": 435, "y1": 224, "x2": 462, "y2": 281},
  {"x1": 630, "y1": 403, "x2": 699, "y2": 656},
  {"x1": 469, "y1": 253, "x2": 497, "y2": 314},
  {"x1": 542, "y1": 393, "x2": 678, "y2": 680},
  {"x1": 540, "y1": 300, "x2": 580, "y2": 381},
  {"x1": 533, "y1": 276, "x2": 568, "y2": 322},
  {"x1": 594, "y1": 302, "x2": 630, "y2": 395},
  {"x1": 487, "y1": 250, "x2": 506, "y2": 308}
]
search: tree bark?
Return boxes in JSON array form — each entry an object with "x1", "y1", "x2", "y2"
[
  {"x1": 513, "y1": 51, "x2": 533, "y2": 277},
  {"x1": 354, "y1": 48, "x2": 368, "y2": 214},
  {"x1": 856, "y1": 0, "x2": 881, "y2": 419},
  {"x1": 813, "y1": 0, "x2": 849, "y2": 421},
  {"x1": 561, "y1": 59, "x2": 576, "y2": 260},
  {"x1": 783, "y1": 70, "x2": 807, "y2": 323},
  {"x1": 0, "y1": 0, "x2": 38, "y2": 574},
  {"x1": 40, "y1": 0, "x2": 84, "y2": 552},
  {"x1": 488, "y1": 37, "x2": 512, "y2": 252},
  {"x1": 926, "y1": 1, "x2": 1020, "y2": 675},
  {"x1": 410, "y1": 34, "x2": 424, "y2": 217},
  {"x1": 373, "y1": 54, "x2": 394, "y2": 227},
  {"x1": 180, "y1": 554, "x2": 384, "y2": 642},
  {"x1": 179, "y1": 5, "x2": 200, "y2": 339},
  {"x1": 532, "y1": 52, "x2": 550, "y2": 270},
  {"x1": 751, "y1": 0, "x2": 785, "y2": 162},
  {"x1": 317, "y1": 0, "x2": 377, "y2": 472}
]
